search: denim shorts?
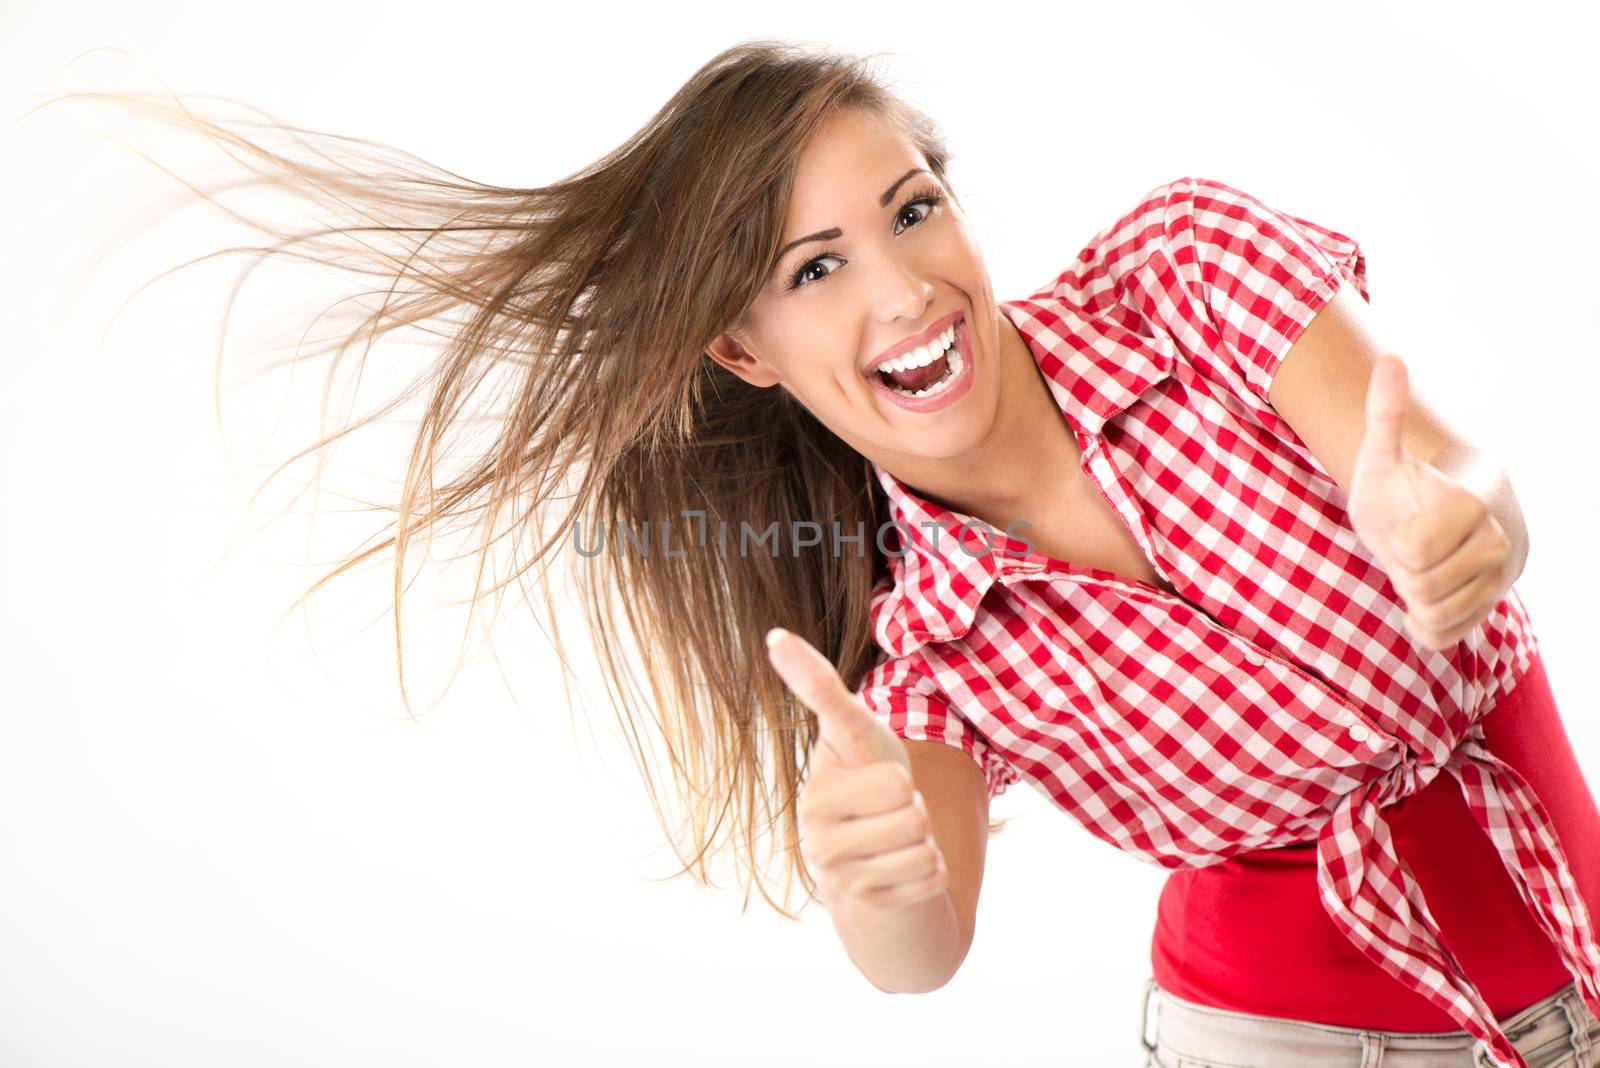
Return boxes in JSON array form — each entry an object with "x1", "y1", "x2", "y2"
[{"x1": 1138, "y1": 975, "x2": 1600, "y2": 1067}]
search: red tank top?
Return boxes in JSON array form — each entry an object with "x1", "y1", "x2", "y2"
[{"x1": 1151, "y1": 648, "x2": 1600, "y2": 1030}]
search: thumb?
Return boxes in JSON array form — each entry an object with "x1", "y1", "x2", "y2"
[
  {"x1": 1356, "y1": 353, "x2": 1411, "y2": 476},
  {"x1": 766, "y1": 628, "x2": 905, "y2": 768}
]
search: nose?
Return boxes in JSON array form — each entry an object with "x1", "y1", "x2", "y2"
[{"x1": 874, "y1": 256, "x2": 935, "y2": 324}]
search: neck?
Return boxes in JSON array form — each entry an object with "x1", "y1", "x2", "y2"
[{"x1": 882, "y1": 311, "x2": 1078, "y2": 533}]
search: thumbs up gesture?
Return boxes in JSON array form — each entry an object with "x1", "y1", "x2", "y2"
[
  {"x1": 766, "y1": 628, "x2": 949, "y2": 911},
  {"x1": 1347, "y1": 354, "x2": 1514, "y2": 652}
]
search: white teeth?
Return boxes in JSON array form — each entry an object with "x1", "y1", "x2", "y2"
[
  {"x1": 883, "y1": 332, "x2": 963, "y2": 399},
  {"x1": 877, "y1": 324, "x2": 956, "y2": 375}
]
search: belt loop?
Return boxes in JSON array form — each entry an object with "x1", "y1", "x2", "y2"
[
  {"x1": 1139, "y1": 976, "x2": 1158, "y2": 1053},
  {"x1": 1359, "y1": 1031, "x2": 1388, "y2": 1068},
  {"x1": 1471, "y1": 1036, "x2": 1515, "y2": 1068},
  {"x1": 1558, "y1": 987, "x2": 1594, "y2": 1066}
]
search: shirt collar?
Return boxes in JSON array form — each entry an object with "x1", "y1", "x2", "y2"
[
  {"x1": 869, "y1": 295, "x2": 1176, "y2": 657},
  {"x1": 1001, "y1": 292, "x2": 1177, "y2": 436}
]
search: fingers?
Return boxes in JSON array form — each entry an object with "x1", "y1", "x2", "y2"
[
  {"x1": 766, "y1": 627, "x2": 882, "y2": 764},
  {"x1": 1390, "y1": 484, "x2": 1487, "y2": 572},
  {"x1": 802, "y1": 788, "x2": 930, "y2": 872},
  {"x1": 765, "y1": 627, "x2": 842, "y2": 707},
  {"x1": 1406, "y1": 558, "x2": 1510, "y2": 639},
  {"x1": 1393, "y1": 515, "x2": 1509, "y2": 610},
  {"x1": 1402, "y1": 572, "x2": 1502, "y2": 648},
  {"x1": 805, "y1": 803, "x2": 948, "y2": 910},
  {"x1": 838, "y1": 835, "x2": 949, "y2": 910},
  {"x1": 1358, "y1": 353, "x2": 1410, "y2": 475},
  {"x1": 796, "y1": 746, "x2": 945, "y2": 910},
  {"x1": 1388, "y1": 513, "x2": 1512, "y2": 650},
  {"x1": 799, "y1": 760, "x2": 917, "y2": 827}
]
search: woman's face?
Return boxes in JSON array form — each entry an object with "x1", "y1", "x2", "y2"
[{"x1": 706, "y1": 107, "x2": 1005, "y2": 469}]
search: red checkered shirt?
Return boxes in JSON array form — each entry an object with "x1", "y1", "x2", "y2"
[{"x1": 856, "y1": 176, "x2": 1600, "y2": 1068}]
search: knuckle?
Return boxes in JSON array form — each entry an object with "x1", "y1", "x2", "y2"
[
  {"x1": 860, "y1": 885, "x2": 898, "y2": 908},
  {"x1": 875, "y1": 885, "x2": 910, "y2": 909},
  {"x1": 904, "y1": 806, "x2": 928, "y2": 839}
]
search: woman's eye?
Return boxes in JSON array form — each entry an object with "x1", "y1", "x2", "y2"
[
  {"x1": 786, "y1": 191, "x2": 943, "y2": 291},
  {"x1": 790, "y1": 255, "x2": 842, "y2": 289},
  {"x1": 894, "y1": 199, "x2": 934, "y2": 233}
]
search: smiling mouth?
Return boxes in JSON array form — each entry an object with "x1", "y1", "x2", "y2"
[{"x1": 875, "y1": 327, "x2": 963, "y2": 398}]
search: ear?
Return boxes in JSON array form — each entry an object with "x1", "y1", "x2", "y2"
[{"x1": 705, "y1": 330, "x2": 782, "y2": 388}]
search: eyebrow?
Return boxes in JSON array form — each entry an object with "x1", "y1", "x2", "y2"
[{"x1": 775, "y1": 167, "x2": 932, "y2": 261}]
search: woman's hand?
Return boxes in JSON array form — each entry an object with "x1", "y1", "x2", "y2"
[
  {"x1": 1346, "y1": 354, "x2": 1514, "y2": 652},
  {"x1": 766, "y1": 628, "x2": 949, "y2": 912}
]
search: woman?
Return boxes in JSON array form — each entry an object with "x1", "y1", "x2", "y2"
[
  {"x1": 754, "y1": 110, "x2": 1600, "y2": 1063},
  {"x1": 50, "y1": 39, "x2": 1600, "y2": 1067}
]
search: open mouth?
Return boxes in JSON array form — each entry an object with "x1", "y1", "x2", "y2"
[{"x1": 873, "y1": 322, "x2": 964, "y2": 399}]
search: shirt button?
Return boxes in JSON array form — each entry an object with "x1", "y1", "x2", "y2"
[
  {"x1": 1241, "y1": 648, "x2": 1268, "y2": 667},
  {"x1": 1346, "y1": 721, "x2": 1372, "y2": 745}
]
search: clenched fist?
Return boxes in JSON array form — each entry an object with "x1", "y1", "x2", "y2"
[
  {"x1": 766, "y1": 627, "x2": 950, "y2": 912},
  {"x1": 1347, "y1": 353, "x2": 1515, "y2": 651}
]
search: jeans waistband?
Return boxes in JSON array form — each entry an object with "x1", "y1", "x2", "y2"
[{"x1": 1139, "y1": 977, "x2": 1592, "y2": 1068}]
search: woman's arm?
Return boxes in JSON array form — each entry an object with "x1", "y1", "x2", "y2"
[
  {"x1": 1269, "y1": 281, "x2": 1531, "y2": 643},
  {"x1": 827, "y1": 737, "x2": 989, "y2": 994}
]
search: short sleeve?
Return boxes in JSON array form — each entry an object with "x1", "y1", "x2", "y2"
[
  {"x1": 1168, "y1": 175, "x2": 1369, "y2": 406},
  {"x1": 856, "y1": 651, "x2": 1020, "y2": 800}
]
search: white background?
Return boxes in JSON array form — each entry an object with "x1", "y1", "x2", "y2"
[{"x1": 4, "y1": 2, "x2": 1598, "y2": 1065}]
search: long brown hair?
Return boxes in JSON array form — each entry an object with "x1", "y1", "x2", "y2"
[{"x1": 28, "y1": 38, "x2": 1008, "y2": 920}]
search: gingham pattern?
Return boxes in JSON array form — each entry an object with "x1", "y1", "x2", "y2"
[{"x1": 855, "y1": 177, "x2": 1600, "y2": 1068}]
